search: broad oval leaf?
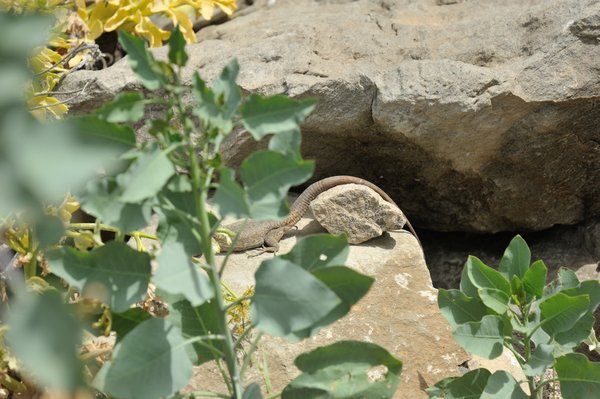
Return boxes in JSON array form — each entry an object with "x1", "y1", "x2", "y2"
[
  {"x1": 478, "y1": 287, "x2": 511, "y2": 314},
  {"x1": 522, "y1": 343, "x2": 555, "y2": 377},
  {"x1": 213, "y1": 167, "x2": 250, "y2": 218},
  {"x1": 452, "y1": 315, "x2": 506, "y2": 359},
  {"x1": 438, "y1": 289, "x2": 490, "y2": 329},
  {"x1": 167, "y1": 25, "x2": 188, "y2": 66},
  {"x1": 117, "y1": 147, "x2": 176, "y2": 203},
  {"x1": 285, "y1": 266, "x2": 374, "y2": 340},
  {"x1": 5, "y1": 117, "x2": 134, "y2": 203},
  {"x1": 94, "y1": 318, "x2": 193, "y2": 399},
  {"x1": 282, "y1": 341, "x2": 402, "y2": 399},
  {"x1": 498, "y1": 235, "x2": 531, "y2": 280},
  {"x1": 556, "y1": 353, "x2": 600, "y2": 399},
  {"x1": 240, "y1": 150, "x2": 314, "y2": 220},
  {"x1": 562, "y1": 280, "x2": 600, "y2": 316},
  {"x1": 111, "y1": 308, "x2": 152, "y2": 342},
  {"x1": 466, "y1": 256, "x2": 511, "y2": 296},
  {"x1": 280, "y1": 234, "x2": 349, "y2": 271},
  {"x1": 426, "y1": 368, "x2": 491, "y2": 399},
  {"x1": 251, "y1": 258, "x2": 341, "y2": 338},
  {"x1": 539, "y1": 292, "x2": 589, "y2": 337},
  {"x1": 268, "y1": 128, "x2": 302, "y2": 156},
  {"x1": 95, "y1": 92, "x2": 146, "y2": 123},
  {"x1": 118, "y1": 31, "x2": 165, "y2": 90},
  {"x1": 243, "y1": 383, "x2": 263, "y2": 399},
  {"x1": 241, "y1": 94, "x2": 316, "y2": 140},
  {"x1": 554, "y1": 313, "x2": 595, "y2": 350},
  {"x1": 166, "y1": 298, "x2": 225, "y2": 365},
  {"x1": 80, "y1": 178, "x2": 153, "y2": 232},
  {"x1": 459, "y1": 264, "x2": 479, "y2": 298},
  {"x1": 481, "y1": 370, "x2": 528, "y2": 399},
  {"x1": 47, "y1": 241, "x2": 151, "y2": 312},
  {"x1": 6, "y1": 290, "x2": 83, "y2": 391},
  {"x1": 522, "y1": 260, "x2": 547, "y2": 299},
  {"x1": 154, "y1": 208, "x2": 214, "y2": 306}
]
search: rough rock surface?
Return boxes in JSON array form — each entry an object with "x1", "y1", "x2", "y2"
[
  {"x1": 310, "y1": 184, "x2": 408, "y2": 244},
  {"x1": 59, "y1": 0, "x2": 600, "y2": 233},
  {"x1": 184, "y1": 213, "x2": 468, "y2": 398}
]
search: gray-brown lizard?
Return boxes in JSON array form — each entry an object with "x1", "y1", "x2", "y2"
[{"x1": 217, "y1": 175, "x2": 420, "y2": 253}]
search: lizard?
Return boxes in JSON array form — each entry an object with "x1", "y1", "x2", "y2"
[{"x1": 216, "y1": 175, "x2": 421, "y2": 253}]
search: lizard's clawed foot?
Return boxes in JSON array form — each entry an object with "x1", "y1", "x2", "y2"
[{"x1": 246, "y1": 246, "x2": 277, "y2": 258}]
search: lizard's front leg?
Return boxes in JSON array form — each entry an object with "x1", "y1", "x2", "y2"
[
  {"x1": 247, "y1": 226, "x2": 290, "y2": 257},
  {"x1": 263, "y1": 227, "x2": 288, "y2": 253}
]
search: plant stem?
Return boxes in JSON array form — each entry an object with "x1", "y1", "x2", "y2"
[
  {"x1": 240, "y1": 331, "x2": 264, "y2": 377},
  {"x1": 188, "y1": 144, "x2": 243, "y2": 398},
  {"x1": 23, "y1": 250, "x2": 37, "y2": 279}
]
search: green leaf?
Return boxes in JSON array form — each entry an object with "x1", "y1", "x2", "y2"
[
  {"x1": 556, "y1": 353, "x2": 600, "y2": 399},
  {"x1": 558, "y1": 268, "x2": 580, "y2": 288},
  {"x1": 438, "y1": 289, "x2": 490, "y2": 329},
  {"x1": 540, "y1": 292, "x2": 589, "y2": 337},
  {"x1": 166, "y1": 298, "x2": 225, "y2": 365},
  {"x1": 280, "y1": 234, "x2": 349, "y2": 271},
  {"x1": 112, "y1": 308, "x2": 152, "y2": 342},
  {"x1": 498, "y1": 235, "x2": 531, "y2": 279},
  {"x1": 251, "y1": 258, "x2": 341, "y2": 338},
  {"x1": 95, "y1": 92, "x2": 146, "y2": 123},
  {"x1": 546, "y1": 268, "x2": 580, "y2": 296},
  {"x1": 213, "y1": 167, "x2": 250, "y2": 218},
  {"x1": 80, "y1": 178, "x2": 153, "y2": 232},
  {"x1": 35, "y1": 214, "x2": 65, "y2": 248},
  {"x1": 510, "y1": 275, "x2": 524, "y2": 302},
  {"x1": 563, "y1": 280, "x2": 600, "y2": 315},
  {"x1": 452, "y1": 315, "x2": 506, "y2": 359},
  {"x1": 282, "y1": 341, "x2": 402, "y2": 399},
  {"x1": 481, "y1": 371, "x2": 528, "y2": 399},
  {"x1": 213, "y1": 58, "x2": 241, "y2": 119},
  {"x1": 94, "y1": 318, "x2": 192, "y2": 399},
  {"x1": 168, "y1": 25, "x2": 188, "y2": 66},
  {"x1": 0, "y1": 158, "x2": 27, "y2": 216},
  {"x1": 47, "y1": 241, "x2": 152, "y2": 312},
  {"x1": 287, "y1": 266, "x2": 374, "y2": 340},
  {"x1": 192, "y1": 60, "x2": 240, "y2": 135},
  {"x1": 522, "y1": 260, "x2": 547, "y2": 298},
  {"x1": 154, "y1": 208, "x2": 214, "y2": 306},
  {"x1": 0, "y1": 13, "x2": 54, "y2": 59},
  {"x1": 426, "y1": 368, "x2": 490, "y2": 399},
  {"x1": 117, "y1": 147, "x2": 176, "y2": 203},
  {"x1": 118, "y1": 31, "x2": 165, "y2": 90},
  {"x1": 6, "y1": 290, "x2": 83, "y2": 391},
  {"x1": 268, "y1": 128, "x2": 302, "y2": 156},
  {"x1": 466, "y1": 256, "x2": 511, "y2": 296},
  {"x1": 240, "y1": 150, "x2": 314, "y2": 220},
  {"x1": 241, "y1": 94, "x2": 316, "y2": 140},
  {"x1": 193, "y1": 72, "x2": 232, "y2": 134},
  {"x1": 478, "y1": 287, "x2": 511, "y2": 314},
  {"x1": 243, "y1": 383, "x2": 263, "y2": 399},
  {"x1": 70, "y1": 115, "x2": 137, "y2": 146},
  {"x1": 522, "y1": 343, "x2": 554, "y2": 377},
  {"x1": 554, "y1": 313, "x2": 595, "y2": 350},
  {"x1": 5, "y1": 117, "x2": 134, "y2": 203},
  {"x1": 460, "y1": 264, "x2": 479, "y2": 298}
]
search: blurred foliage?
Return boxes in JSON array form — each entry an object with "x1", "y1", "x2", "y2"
[{"x1": 0, "y1": 0, "x2": 237, "y2": 119}]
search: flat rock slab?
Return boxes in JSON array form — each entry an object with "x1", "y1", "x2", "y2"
[
  {"x1": 185, "y1": 215, "x2": 468, "y2": 398},
  {"x1": 310, "y1": 184, "x2": 407, "y2": 244}
]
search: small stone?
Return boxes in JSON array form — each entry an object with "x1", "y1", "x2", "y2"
[{"x1": 310, "y1": 184, "x2": 407, "y2": 244}]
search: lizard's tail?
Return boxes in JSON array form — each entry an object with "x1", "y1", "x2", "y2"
[{"x1": 285, "y1": 175, "x2": 421, "y2": 245}]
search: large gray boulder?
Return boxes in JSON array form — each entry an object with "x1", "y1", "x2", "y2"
[{"x1": 59, "y1": 0, "x2": 600, "y2": 233}]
